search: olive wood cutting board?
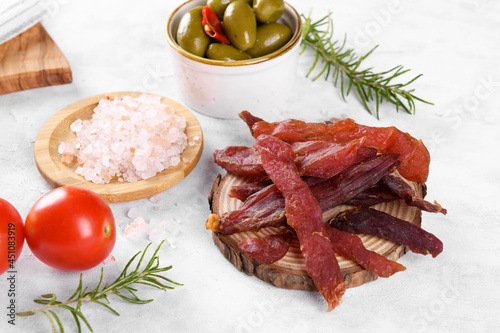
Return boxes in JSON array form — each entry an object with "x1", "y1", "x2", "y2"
[
  {"x1": 209, "y1": 173, "x2": 424, "y2": 290},
  {"x1": 34, "y1": 92, "x2": 203, "y2": 203},
  {"x1": 0, "y1": 23, "x2": 72, "y2": 95}
]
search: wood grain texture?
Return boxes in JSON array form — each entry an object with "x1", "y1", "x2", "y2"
[
  {"x1": 0, "y1": 23, "x2": 72, "y2": 95},
  {"x1": 34, "y1": 92, "x2": 203, "y2": 203},
  {"x1": 210, "y1": 173, "x2": 423, "y2": 290}
]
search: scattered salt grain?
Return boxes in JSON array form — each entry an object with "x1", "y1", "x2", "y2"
[
  {"x1": 162, "y1": 221, "x2": 180, "y2": 236},
  {"x1": 103, "y1": 255, "x2": 116, "y2": 265},
  {"x1": 124, "y1": 217, "x2": 152, "y2": 238},
  {"x1": 60, "y1": 94, "x2": 188, "y2": 184},
  {"x1": 153, "y1": 206, "x2": 160, "y2": 212},
  {"x1": 166, "y1": 237, "x2": 177, "y2": 248},
  {"x1": 148, "y1": 227, "x2": 167, "y2": 244},
  {"x1": 193, "y1": 136, "x2": 200, "y2": 141},
  {"x1": 149, "y1": 194, "x2": 162, "y2": 204},
  {"x1": 126, "y1": 207, "x2": 140, "y2": 220}
]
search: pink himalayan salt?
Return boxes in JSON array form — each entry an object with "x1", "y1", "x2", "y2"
[
  {"x1": 124, "y1": 217, "x2": 151, "y2": 237},
  {"x1": 59, "y1": 94, "x2": 188, "y2": 184},
  {"x1": 103, "y1": 255, "x2": 116, "y2": 265}
]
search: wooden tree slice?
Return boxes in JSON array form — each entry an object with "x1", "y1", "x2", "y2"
[
  {"x1": 34, "y1": 92, "x2": 203, "y2": 202},
  {"x1": 0, "y1": 23, "x2": 72, "y2": 95},
  {"x1": 209, "y1": 173, "x2": 423, "y2": 290}
]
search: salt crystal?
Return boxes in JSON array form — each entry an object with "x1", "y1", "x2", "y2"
[
  {"x1": 59, "y1": 94, "x2": 188, "y2": 184},
  {"x1": 70, "y1": 119, "x2": 83, "y2": 132},
  {"x1": 148, "y1": 228, "x2": 166, "y2": 244},
  {"x1": 103, "y1": 255, "x2": 116, "y2": 265},
  {"x1": 126, "y1": 207, "x2": 140, "y2": 219},
  {"x1": 166, "y1": 237, "x2": 177, "y2": 248},
  {"x1": 153, "y1": 206, "x2": 160, "y2": 212},
  {"x1": 193, "y1": 136, "x2": 200, "y2": 141},
  {"x1": 188, "y1": 141, "x2": 195, "y2": 146},
  {"x1": 163, "y1": 221, "x2": 180, "y2": 236},
  {"x1": 123, "y1": 217, "x2": 151, "y2": 238},
  {"x1": 149, "y1": 194, "x2": 162, "y2": 204},
  {"x1": 58, "y1": 142, "x2": 65, "y2": 154}
]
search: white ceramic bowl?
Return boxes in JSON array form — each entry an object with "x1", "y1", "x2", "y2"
[{"x1": 166, "y1": 0, "x2": 302, "y2": 119}]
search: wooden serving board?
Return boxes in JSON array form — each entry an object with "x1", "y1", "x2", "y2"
[
  {"x1": 34, "y1": 92, "x2": 203, "y2": 203},
  {"x1": 209, "y1": 173, "x2": 423, "y2": 290},
  {"x1": 0, "y1": 23, "x2": 72, "y2": 95}
]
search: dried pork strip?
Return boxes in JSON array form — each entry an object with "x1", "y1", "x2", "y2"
[
  {"x1": 324, "y1": 225, "x2": 406, "y2": 278},
  {"x1": 214, "y1": 139, "x2": 367, "y2": 179},
  {"x1": 311, "y1": 154, "x2": 400, "y2": 212},
  {"x1": 345, "y1": 184, "x2": 399, "y2": 207},
  {"x1": 254, "y1": 134, "x2": 346, "y2": 311},
  {"x1": 238, "y1": 232, "x2": 293, "y2": 265},
  {"x1": 229, "y1": 180, "x2": 273, "y2": 201},
  {"x1": 380, "y1": 175, "x2": 447, "y2": 215},
  {"x1": 249, "y1": 114, "x2": 430, "y2": 184},
  {"x1": 214, "y1": 146, "x2": 265, "y2": 178},
  {"x1": 207, "y1": 154, "x2": 400, "y2": 235},
  {"x1": 291, "y1": 138, "x2": 365, "y2": 178},
  {"x1": 206, "y1": 183, "x2": 286, "y2": 235},
  {"x1": 239, "y1": 111, "x2": 264, "y2": 136},
  {"x1": 330, "y1": 207, "x2": 443, "y2": 258}
]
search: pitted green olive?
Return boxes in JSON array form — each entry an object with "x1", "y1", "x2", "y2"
[
  {"x1": 246, "y1": 23, "x2": 292, "y2": 58},
  {"x1": 252, "y1": 0, "x2": 285, "y2": 24},
  {"x1": 207, "y1": 0, "x2": 252, "y2": 18},
  {"x1": 176, "y1": 6, "x2": 211, "y2": 57},
  {"x1": 223, "y1": 1, "x2": 257, "y2": 51},
  {"x1": 206, "y1": 43, "x2": 252, "y2": 61}
]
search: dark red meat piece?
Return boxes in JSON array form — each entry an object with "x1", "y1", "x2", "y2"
[
  {"x1": 238, "y1": 232, "x2": 293, "y2": 264},
  {"x1": 380, "y1": 175, "x2": 447, "y2": 214},
  {"x1": 206, "y1": 183, "x2": 286, "y2": 235},
  {"x1": 229, "y1": 180, "x2": 273, "y2": 201},
  {"x1": 214, "y1": 146, "x2": 265, "y2": 178},
  {"x1": 254, "y1": 134, "x2": 346, "y2": 312},
  {"x1": 330, "y1": 207, "x2": 443, "y2": 258},
  {"x1": 325, "y1": 225, "x2": 406, "y2": 278}
]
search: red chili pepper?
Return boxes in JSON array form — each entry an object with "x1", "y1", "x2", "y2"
[{"x1": 202, "y1": 5, "x2": 230, "y2": 44}]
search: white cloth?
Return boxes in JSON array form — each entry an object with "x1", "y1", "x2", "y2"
[{"x1": 0, "y1": 0, "x2": 47, "y2": 45}]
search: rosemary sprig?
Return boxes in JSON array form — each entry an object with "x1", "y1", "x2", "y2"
[
  {"x1": 300, "y1": 12, "x2": 433, "y2": 118},
  {"x1": 17, "y1": 241, "x2": 181, "y2": 333}
]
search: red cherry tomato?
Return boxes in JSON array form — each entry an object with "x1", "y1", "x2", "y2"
[
  {"x1": 25, "y1": 186, "x2": 116, "y2": 271},
  {"x1": 0, "y1": 198, "x2": 25, "y2": 275}
]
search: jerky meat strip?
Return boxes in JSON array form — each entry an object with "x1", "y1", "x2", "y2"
[
  {"x1": 380, "y1": 175, "x2": 447, "y2": 214},
  {"x1": 330, "y1": 207, "x2": 443, "y2": 257},
  {"x1": 254, "y1": 134, "x2": 346, "y2": 312},
  {"x1": 238, "y1": 232, "x2": 293, "y2": 265},
  {"x1": 325, "y1": 225, "x2": 406, "y2": 278}
]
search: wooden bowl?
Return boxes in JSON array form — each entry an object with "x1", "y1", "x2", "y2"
[{"x1": 34, "y1": 92, "x2": 203, "y2": 202}]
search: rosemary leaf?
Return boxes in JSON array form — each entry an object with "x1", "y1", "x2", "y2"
[
  {"x1": 301, "y1": 12, "x2": 433, "y2": 118},
  {"x1": 17, "y1": 241, "x2": 179, "y2": 332}
]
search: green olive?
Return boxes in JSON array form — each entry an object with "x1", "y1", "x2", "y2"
[
  {"x1": 206, "y1": 43, "x2": 252, "y2": 61},
  {"x1": 246, "y1": 23, "x2": 292, "y2": 58},
  {"x1": 176, "y1": 6, "x2": 211, "y2": 57},
  {"x1": 252, "y1": 0, "x2": 285, "y2": 24},
  {"x1": 207, "y1": 0, "x2": 252, "y2": 18},
  {"x1": 223, "y1": 1, "x2": 257, "y2": 51}
]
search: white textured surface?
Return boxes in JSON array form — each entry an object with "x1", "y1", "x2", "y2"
[{"x1": 1, "y1": 0, "x2": 499, "y2": 332}]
